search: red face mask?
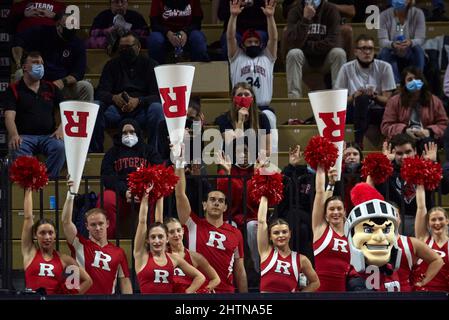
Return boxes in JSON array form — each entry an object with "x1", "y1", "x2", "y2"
[{"x1": 233, "y1": 95, "x2": 253, "y2": 109}]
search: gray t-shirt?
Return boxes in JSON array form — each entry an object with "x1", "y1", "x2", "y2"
[{"x1": 334, "y1": 59, "x2": 397, "y2": 107}]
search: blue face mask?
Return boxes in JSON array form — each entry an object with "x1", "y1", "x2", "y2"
[
  {"x1": 29, "y1": 64, "x2": 44, "y2": 80},
  {"x1": 312, "y1": 0, "x2": 321, "y2": 8},
  {"x1": 392, "y1": 0, "x2": 406, "y2": 10},
  {"x1": 307, "y1": 165, "x2": 316, "y2": 175},
  {"x1": 406, "y1": 79, "x2": 424, "y2": 92}
]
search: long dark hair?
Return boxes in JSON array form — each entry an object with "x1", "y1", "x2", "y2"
[
  {"x1": 229, "y1": 82, "x2": 260, "y2": 131},
  {"x1": 400, "y1": 66, "x2": 432, "y2": 108},
  {"x1": 145, "y1": 222, "x2": 168, "y2": 252},
  {"x1": 32, "y1": 218, "x2": 56, "y2": 236}
]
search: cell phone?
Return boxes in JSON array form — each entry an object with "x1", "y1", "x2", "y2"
[{"x1": 121, "y1": 92, "x2": 129, "y2": 103}]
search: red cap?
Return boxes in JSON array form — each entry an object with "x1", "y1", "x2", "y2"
[{"x1": 241, "y1": 29, "x2": 261, "y2": 43}]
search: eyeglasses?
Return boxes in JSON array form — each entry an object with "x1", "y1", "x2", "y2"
[{"x1": 356, "y1": 46, "x2": 375, "y2": 53}]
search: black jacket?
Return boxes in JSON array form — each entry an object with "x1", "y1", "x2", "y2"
[{"x1": 100, "y1": 119, "x2": 163, "y2": 197}]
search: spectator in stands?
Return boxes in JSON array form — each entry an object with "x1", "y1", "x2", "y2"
[
  {"x1": 414, "y1": 185, "x2": 449, "y2": 291},
  {"x1": 312, "y1": 165, "x2": 350, "y2": 292},
  {"x1": 227, "y1": 0, "x2": 278, "y2": 154},
  {"x1": 98, "y1": 118, "x2": 163, "y2": 238},
  {"x1": 216, "y1": 140, "x2": 259, "y2": 272},
  {"x1": 92, "y1": 32, "x2": 164, "y2": 152},
  {"x1": 328, "y1": 0, "x2": 355, "y2": 60},
  {"x1": 219, "y1": 0, "x2": 268, "y2": 60},
  {"x1": 276, "y1": 145, "x2": 315, "y2": 263},
  {"x1": 285, "y1": 0, "x2": 346, "y2": 98},
  {"x1": 87, "y1": 0, "x2": 149, "y2": 55},
  {"x1": 154, "y1": 193, "x2": 221, "y2": 293},
  {"x1": 444, "y1": 67, "x2": 449, "y2": 113},
  {"x1": 426, "y1": 0, "x2": 449, "y2": 21},
  {"x1": 379, "y1": 134, "x2": 435, "y2": 236},
  {"x1": 174, "y1": 149, "x2": 248, "y2": 293},
  {"x1": 378, "y1": 0, "x2": 426, "y2": 84},
  {"x1": 147, "y1": 0, "x2": 209, "y2": 63},
  {"x1": 62, "y1": 181, "x2": 133, "y2": 294},
  {"x1": 257, "y1": 193, "x2": 320, "y2": 292},
  {"x1": 22, "y1": 187, "x2": 92, "y2": 295},
  {"x1": 381, "y1": 66, "x2": 448, "y2": 153},
  {"x1": 342, "y1": 142, "x2": 363, "y2": 212},
  {"x1": 134, "y1": 192, "x2": 205, "y2": 294},
  {"x1": 4, "y1": 52, "x2": 65, "y2": 179},
  {"x1": 7, "y1": 0, "x2": 65, "y2": 35},
  {"x1": 214, "y1": 82, "x2": 271, "y2": 156},
  {"x1": 11, "y1": 13, "x2": 94, "y2": 102},
  {"x1": 335, "y1": 34, "x2": 396, "y2": 149}
]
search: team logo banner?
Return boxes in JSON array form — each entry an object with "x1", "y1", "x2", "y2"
[
  {"x1": 308, "y1": 89, "x2": 348, "y2": 180},
  {"x1": 60, "y1": 101, "x2": 99, "y2": 193},
  {"x1": 155, "y1": 65, "x2": 195, "y2": 157}
]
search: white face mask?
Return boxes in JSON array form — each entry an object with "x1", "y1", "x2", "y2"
[{"x1": 122, "y1": 134, "x2": 138, "y2": 147}]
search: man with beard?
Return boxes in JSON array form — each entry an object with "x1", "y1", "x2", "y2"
[
  {"x1": 91, "y1": 31, "x2": 164, "y2": 152},
  {"x1": 227, "y1": 0, "x2": 278, "y2": 153},
  {"x1": 335, "y1": 34, "x2": 396, "y2": 149},
  {"x1": 12, "y1": 13, "x2": 94, "y2": 102}
]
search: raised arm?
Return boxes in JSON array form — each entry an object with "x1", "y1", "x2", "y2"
[
  {"x1": 174, "y1": 153, "x2": 192, "y2": 225},
  {"x1": 257, "y1": 196, "x2": 271, "y2": 260},
  {"x1": 414, "y1": 184, "x2": 429, "y2": 242},
  {"x1": 191, "y1": 251, "x2": 221, "y2": 292},
  {"x1": 60, "y1": 255, "x2": 93, "y2": 294},
  {"x1": 299, "y1": 255, "x2": 320, "y2": 292},
  {"x1": 411, "y1": 237, "x2": 444, "y2": 288},
  {"x1": 61, "y1": 190, "x2": 77, "y2": 245},
  {"x1": 312, "y1": 166, "x2": 327, "y2": 240},
  {"x1": 21, "y1": 188, "x2": 35, "y2": 262},
  {"x1": 134, "y1": 192, "x2": 150, "y2": 263},
  {"x1": 154, "y1": 196, "x2": 164, "y2": 223},
  {"x1": 263, "y1": 0, "x2": 278, "y2": 59},
  {"x1": 226, "y1": 0, "x2": 243, "y2": 59},
  {"x1": 170, "y1": 254, "x2": 205, "y2": 293}
]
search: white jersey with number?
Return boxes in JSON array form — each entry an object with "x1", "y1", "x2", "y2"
[{"x1": 229, "y1": 48, "x2": 275, "y2": 107}]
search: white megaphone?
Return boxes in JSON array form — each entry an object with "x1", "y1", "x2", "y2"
[
  {"x1": 308, "y1": 89, "x2": 348, "y2": 180},
  {"x1": 60, "y1": 101, "x2": 99, "y2": 194},
  {"x1": 154, "y1": 64, "x2": 195, "y2": 158}
]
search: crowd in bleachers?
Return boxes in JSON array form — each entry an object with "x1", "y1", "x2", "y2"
[{"x1": 2, "y1": 0, "x2": 449, "y2": 294}]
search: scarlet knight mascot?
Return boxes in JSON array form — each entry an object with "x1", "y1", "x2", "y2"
[{"x1": 344, "y1": 183, "x2": 402, "y2": 292}]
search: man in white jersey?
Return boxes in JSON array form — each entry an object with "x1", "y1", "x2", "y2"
[{"x1": 227, "y1": 0, "x2": 278, "y2": 153}]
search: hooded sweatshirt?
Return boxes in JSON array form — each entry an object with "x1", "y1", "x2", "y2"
[
  {"x1": 285, "y1": 0, "x2": 342, "y2": 67},
  {"x1": 101, "y1": 118, "x2": 163, "y2": 197}
]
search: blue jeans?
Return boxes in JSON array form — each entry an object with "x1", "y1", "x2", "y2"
[
  {"x1": 91, "y1": 102, "x2": 164, "y2": 151},
  {"x1": 11, "y1": 135, "x2": 65, "y2": 179},
  {"x1": 378, "y1": 46, "x2": 425, "y2": 83},
  {"x1": 146, "y1": 30, "x2": 209, "y2": 64},
  {"x1": 220, "y1": 30, "x2": 268, "y2": 60}
]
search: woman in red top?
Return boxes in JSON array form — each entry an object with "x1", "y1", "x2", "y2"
[
  {"x1": 414, "y1": 184, "x2": 449, "y2": 291},
  {"x1": 154, "y1": 200, "x2": 221, "y2": 293},
  {"x1": 312, "y1": 165, "x2": 351, "y2": 292},
  {"x1": 257, "y1": 194, "x2": 319, "y2": 293},
  {"x1": 22, "y1": 188, "x2": 92, "y2": 294},
  {"x1": 134, "y1": 190, "x2": 205, "y2": 294}
]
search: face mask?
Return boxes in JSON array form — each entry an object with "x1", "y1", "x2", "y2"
[
  {"x1": 345, "y1": 163, "x2": 360, "y2": 173},
  {"x1": 120, "y1": 47, "x2": 138, "y2": 63},
  {"x1": 61, "y1": 27, "x2": 76, "y2": 41},
  {"x1": 233, "y1": 95, "x2": 253, "y2": 109},
  {"x1": 29, "y1": 64, "x2": 44, "y2": 80},
  {"x1": 307, "y1": 165, "x2": 316, "y2": 175},
  {"x1": 392, "y1": 0, "x2": 406, "y2": 10},
  {"x1": 245, "y1": 45, "x2": 262, "y2": 58},
  {"x1": 311, "y1": 0, "x2": 321, "y2": 8},
  {"x1": 122, "y1": 134, "x2": 138, "y2": 147},
  {"x1": 406, "y1": 79, "x2": 424, "y2": 92}
]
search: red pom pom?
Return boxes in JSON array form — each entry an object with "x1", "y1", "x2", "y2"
[
  {"x1": 127, "y1": 164, "x2": 179, "y2": 201},
  {"x1": 400, "y1": 157, "x2": 442, "y2": 191},
  {"x1": 361, "y1": 153, "x2": 393, "y2": 184},
  {"x1": 248, "y1": 169, "x2": 284, "y2": 206},
  {"x1": 9, "y1": 156, "x2": 48, "y2": 190},
  {"x1": 351, "y1": 182, "x2": 385, "y2": 207},
  {"x1": 304, "y1": 135, "x2": 339, "y2": 171}
]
